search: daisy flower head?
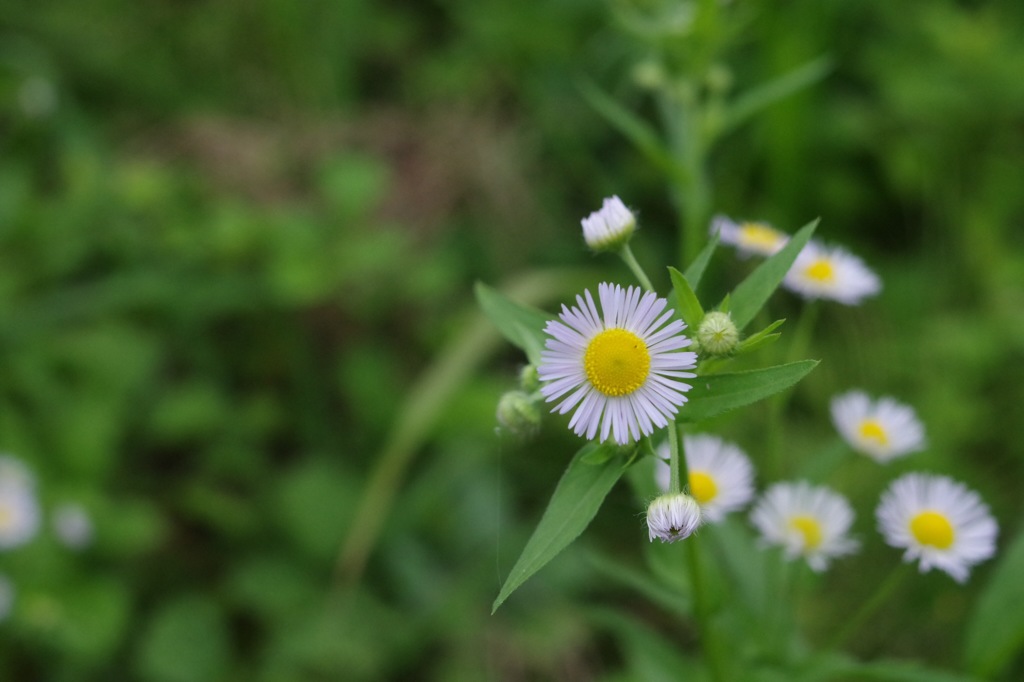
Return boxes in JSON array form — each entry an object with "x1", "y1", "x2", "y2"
[
  {"x1": 581, "y1": 196, "x2": 637, "y2": 252},
  {"x1": 53, "y1": 502, "x2": 94, "y2": 550},
  {"x1": 538, "y1": 283, "x2": 697, "y2": 445},
  {"x1": 876, "y1": 473, "x2": 997, "y2": 583},
  {"x1": 750, "y1": 481, "x2": 859, "y2": 571},
  {"x1": 647, "y1": 493, "x2": 703, "y2": 543},
  {"x1": 710, "y1": 214, "x2": 789, "y2": 258},
  {"x1": 0, "y1": 483, "x2": 40, "y2": 550},
  {"x1": 783, "y1": 240, "x2": 881, "y2": 305},
  {"x1": 654, "y1": 434, "x2": 755, "y2": 523},
  {"x1": 831, "y1": 390, "x2": 926, "y2": 463}
]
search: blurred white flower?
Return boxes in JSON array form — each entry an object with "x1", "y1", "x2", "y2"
[
  {"x1": 655, "y1": 434, "x2": 755, "y2": 523},
  {"x1": 0, "y1": 455, "x2": 35, "y2": 490},
  {"x1": 831, "y1": 390, "x2": 926, "y2": 462},
  {"x1": 53, "y1": 503, "x2": 94, "y2": 550},
  {"x1": 0, "y1": 484, "x2": 41, "y2": 550},
  {"x1": 646, "y1": 493, "x2": 703, "y2": 543},
  {"x1": 538, "y1": 283, "x2": 696, "y2": 444},
  {"x1": 710, "y1": 215, "x2": 788, "y2": 257},
  {"x1": 783, "y1": 241, "x2": 881, "y2": 305},
  {"x1": 581, "y1": 196, "x2": 636, "y2": 252},
  {"x1": 751, "y1": 481, "x2": 858, "y2": 571},
  {"x1": 876, "y1": 473, "x2": 997, "y2": 583}
]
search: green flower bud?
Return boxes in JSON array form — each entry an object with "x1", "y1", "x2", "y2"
[
  {"x1": 696, "y1": 311, "x2": 740, "y2": 357},
  {"x1": 519, "y1": 364, "x2": 540, "y2": 393},
  {"x1": 496, "y1": 391, "x2": 541, "y2": 436}
]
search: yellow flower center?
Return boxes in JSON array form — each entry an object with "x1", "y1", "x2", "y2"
[
  {"x1": 739, "y1": 222, "x2": 783, "y2": 250},
  {"x1": 909, "y1": 510, "x2": 955, "y2": 549},
  {"x1": 584, "y1": 328, "x2": 651, "y2": 397},
  {"x1": 857, "y1": 419, "x2": 889, "y2": 447},
  {"x1": 0, "y1": 505, "x2": 12, "y2": 530},
  {"x1": 789, "y1": 515, "x2": 823, "y2": 550},
  {"x1": 689, "y1": 471, "x2": 718, "y2": 505},
  {"x1": 805, "y1": 259, "x2": 835, "y2": 283}
]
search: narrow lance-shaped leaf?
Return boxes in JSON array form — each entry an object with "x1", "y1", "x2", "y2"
[
  {"x1": 493, "y1": 443, "x2": 631, "y2": 612},
  {"x1": 964, "y1": 528, "x2": 1024, "y2": 678},
  {"x1": 474, "y1": 281, "x2": 552, "y2": 366},
  {"x1": 668, "y1": 266, "x2": 704, "y2": 330},
  {"x1": 717, "y1": 56, "x2": 833, "y2": 138},
  {"x1": 736, "y1": 319, "x2": 786, "y2": 355},
  {"x1": 678, "y1": 360, "x2": 818, "y2": 423},
  {"x1": 682, "y1": 231, "x2": 720, "y2": 289},
  {"x1": 726, "y1": 219, "x2": 818, "y2": 330}
]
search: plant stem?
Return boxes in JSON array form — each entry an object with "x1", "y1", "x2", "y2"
[
  {"x1": 667, "y1": 422, "x2": 687, "y2": 494},
  {"x1": 823, "y1": 563, "x2": 909, "y2": 652},
  {"x1": 619, "y1": 243, "x2": 655, "y2": 292},
  {"x1": 687, "y1": 535, "x2": 727, "y2": 682}
]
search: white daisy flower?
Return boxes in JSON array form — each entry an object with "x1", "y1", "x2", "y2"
[
  {"x1": 538, "y1": 283, "x2": 697, "y2": 444},
  {"x1": 647, "y1": 493, "x2": 703, "y2": 543},
  {"x1": 783, "y1": 241, "x2": 881, "y2": 305},
  {"x1": 0, "y1": 484, "x2": 40, "y2": 550},
  {"x1": 750, "y1": 481, "x2": 859, "y2": 571},
  {"x1": 581, "y1": 196, "x2": 637, "y2": 252},
  {"x1": 831, "y1": 390, "x2": 926, "y2": 463},
  {"x1": 654, "y1": 434, "x2": 755, "y2": 523},
  {"x1": 53, "y1": 502, "x2": 94, "y2": 550},
  {"x1": 710, "y1": 214, "x2": 789, "y2": 257},
  {"x1": 876, "y1": 473, "x2": 997, "y2": 583}
]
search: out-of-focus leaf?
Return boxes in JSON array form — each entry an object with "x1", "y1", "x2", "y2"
[
  {"x1": 726, "y1": 220, "x2": 818, "y2": 330},
  {"x1": 718, "y1": 57, "x2": 833, "y2": 137},
  {"x1": 136, "y1": 595, "x2": 230, "y2": 682},
  {"x1": 587, "y1": 607, "x2": 703, "y2": 682},
  {"x1": 474, "y1": 281, "x2": 552, "y2": 366},
  {"x1": 806, "y1": 655, "x2": 982, "y2": 682},
  {"x1": 493, "y1": 443, "x2": 630, "y2": 612},
  {"x1": 584, "y1": 551, "x2": 690, "y2": 617},
  {"x1": 679, "y1": 361, "x2": 818, "y2": 423},
  {"x1": 668, "y1": 266, "x2": 705, "y2": 329},
  {"x1": 964, "y1": 527, "x2": 1024, "y2": 677}
]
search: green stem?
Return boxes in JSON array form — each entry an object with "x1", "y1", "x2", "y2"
[
  {"x1": 823, "y1": 563, "x2": 910, "y2": 652},
  {"x1": 619, "y1": 243, "x2": 655, "y2": 291},
  {"x1": 667, "y1": 421, "x2": 686, "y2": 494},
  {"x1": 687, "y1": 535, "x2": 727, "y2": 682}
]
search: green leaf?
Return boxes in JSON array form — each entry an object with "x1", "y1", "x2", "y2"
[
  {"x1": 136, "y1": 595, "x2": 230, "y2": 682},
  {"x1": 726, "y1": 219, "x2": 818, "y2": 330},
  {"x1": 668, "y1": 266, "x2": 705, "y2": 329},
  {"x1": 807, "y1": 655, "x2": 982, "y2": 682},
  {"x1": 678, "y1": 360, "x2": 818, "y2": 423},
  {"x1": 737, "y1": 319, "x2": 786, "y2": 355},
  {"x1": 493, "y1": 443, "x2": 630, "y2": 612},
  {"x1": 718, "y1": 57, "x2": 833, "y2": 137},
  {"x1": 683, "y1": 231, "x2": 720, "y2": 289},
  {"x1": 964, "y1": 528, "x2": 1024, "y2": 677},
  {"x1": 577, "y1": 80, "x2": 687, "y2": 187},
  {"x1": 474, "y1": 281, "x2": 552, "y2": 366}
]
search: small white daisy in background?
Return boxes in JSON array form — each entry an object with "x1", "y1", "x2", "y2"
[
  {"x1": 647, "y1": 493, "x2": 703, "y2": 543},
  {"x1": 52, "y1": 503, "x2": 94, "y2": 550},
  {"x1": 783, "y1": 241, "x2": 881, "y2": 305},
  {"x1": 581, "y1": 196, "x2": 637, "y2": 252},
  {"x1": 876, "y1": 473, "x2": 997, "y2": 583},
  {"x1": 0, "y1": 574, "x2": 13, "y2": 622},
  {"x1": 750, "y1": 481, "x2": 859, "y2": 571},
  {"x1": 655, "y1": 434, "x2": 755, "y2": 523},
  {"x1": 831, "y1": 390, "x2": 926, "y2": 463},
  {"x1": 0, "y1": 484, "x2": 41, "y2": 550},
  {"x1": 710, "y1": 214, "x2": 789, "y2": 258},
  {"x1": 0, "y1": 455, "x2": 35, "y2": 490},
  {"x1": 538, "y1": 283, "x2": 697, "y2": 444}
]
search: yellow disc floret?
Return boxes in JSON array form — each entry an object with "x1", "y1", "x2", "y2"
[
  {"x1": 805, "y1": 259, "x2": 836, "y2": 283},
  {"x1": 789, "y1": 515, "x2": 823, "y2": 550},
  {"x1": 910, "y1": 510, "x2": 955, "y2": 549},
  {"x1": 857, "y1": 419, "x2": 890, "y2": 447},
  {"x1": 740, "y1": 222, "x2": 783, "y2": 250},
  {"x1": 689, "y1": 471, "x2": 718, "y2": 505},
  {"x1": 584, "y1": 328, "x2": 651, "y2": 397}
]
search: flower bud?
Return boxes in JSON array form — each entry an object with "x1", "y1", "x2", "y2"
[
  {"x1": 518, "y1": 364, "x2": 540, "y2": 393},
  {"x1": 646, "y1": 493, "x2": 703, "y2": 543},
  {"x1": 696, "y1": 311, "x2": 739, "y2": 357},
  {"x1": 496, "y1": 391, "x2": 541, "y2": 436},
  {"x1": 581, "y1": 196, "x2": 637, "y2": 252}
]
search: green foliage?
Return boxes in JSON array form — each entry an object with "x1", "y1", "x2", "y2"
[
  {"x1": 679, "y1": 361, "x2": 818, "y2": 423},
  {"x1": 964, "y1": 528, "x2": 1024, "y2": 678}
]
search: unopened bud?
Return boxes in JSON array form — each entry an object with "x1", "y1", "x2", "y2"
[
  {"x1": 696, "y1": 311, "x2": 739, "y2": 357},
  {"x1": 646, "y1": 493, "x2": 703, "y2": 543},
  {"x1": 496, "y1": 391, "x2": 541, "y2": 436}
]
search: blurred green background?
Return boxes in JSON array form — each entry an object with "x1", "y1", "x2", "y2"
[{"x1": 0, "y1": 0, "x2": 1022, "y2": 680}]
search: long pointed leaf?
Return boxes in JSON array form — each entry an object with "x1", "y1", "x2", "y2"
[
  {"x1": 719, "y1": 57, "x2": 833, "y2": 137},
  {"x1": 474, "y1": 281, "x2": 552, "y2": 366},
  {"x1": 678, "y1": 360, "x2": 818, "y2": 423},
  {"x1": 964, "y1": 528, "x2": 1024, "y2": 677},
  {"x1": 668, "y1": 266, "x2": 704, "y2": 330},
  {"x1": 683, "y1": 231, "x2": 720, "y2": 288},
  {"x1": 727, "y1": 219, "x2": 818, "y2": 330},
  {"x1": 493, "y1": 443, "x2": 630, "y2": 612}
]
